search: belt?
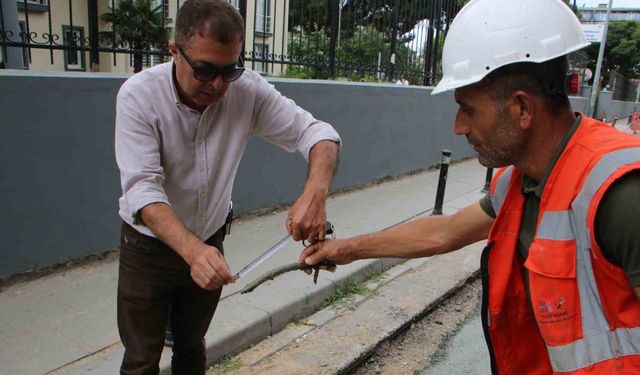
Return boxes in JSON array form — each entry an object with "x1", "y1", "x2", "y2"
[{"x1": 121, "y1": 222, "x2": 225, "y2": 253}]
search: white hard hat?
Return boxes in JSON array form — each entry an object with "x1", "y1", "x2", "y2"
[{"x1": 431, "y1": 0, "x2": 589, "y2": 95}]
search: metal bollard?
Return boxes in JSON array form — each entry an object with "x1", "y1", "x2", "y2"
[
  {"x1": 482, "y1": 167, "x2": 494, "y2": 193},
  {"x1": 432, "y1": 149, "x2": 452, "y2": 216}
]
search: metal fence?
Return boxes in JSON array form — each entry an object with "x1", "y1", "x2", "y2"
[
  {"x1": 255, "y1": 0, "x2": 462, "y2": 85},
  {"x1": 0, "y1": 0, "x2": 461, "y2": 85},
  {"x1": 608, "y1": 70, "x2": 640, "y2": 102}
]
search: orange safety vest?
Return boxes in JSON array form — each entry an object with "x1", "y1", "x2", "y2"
[{"x1": 484, "y1": 115, "x2": 640, "y2": 374}]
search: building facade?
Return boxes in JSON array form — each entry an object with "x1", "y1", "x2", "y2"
[
  {"x1": 3, "y1": 0, "x2": 288, "y2": 74},
  {"x1": 579, "y1": 5, "x2": 640, "y2": 22}
]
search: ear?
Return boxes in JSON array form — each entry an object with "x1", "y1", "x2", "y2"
[
  {"x1": 511, "y1": 90, "x2": 534, "y2": 130},
  {"x1": 168, "y1": 42, "x2": 179, "y2": 60}
]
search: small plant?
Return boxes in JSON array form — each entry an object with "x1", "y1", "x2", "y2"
[
  {"x1": 322, "y1": 278, "x2": 376, "y2": 310},
  {"x1": 365, "y1": 268, "x2": 385, "y2": 284},
  {"x1": 210, "y1": 355, "x2": 242, "y2": 374}
]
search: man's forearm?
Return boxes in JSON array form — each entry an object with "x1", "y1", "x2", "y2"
[
  {"x1": 304, "y1": 140, "x2": 339, "y2": 195},
  {"x1": 139, "y1": 203, "x2": 202, "y2": 264},
  {"x1": 344, "y1": 203, "x2": 492, "y2": 260}
]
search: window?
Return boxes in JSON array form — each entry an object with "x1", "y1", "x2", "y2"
[
  {"x1": 153, "y1": 0, "x2": 169, "y2": 18},
  {"x1": 63, "y1": 26, "x2": 85, "y2": 71},
  {"x1": 229, "y1": 0, "x2": 239, "y2": 9},
  {"x1": 16, "y1": 0, "x2": 48, "y2": 12},
  {"x1": 254, "y1": 43, "x2": 269, "y2": 73},
  {"x1": 255, "y1": 0, "x2": 271, "y2": 34}
]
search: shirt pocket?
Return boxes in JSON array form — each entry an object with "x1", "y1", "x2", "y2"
[{"x1": 524, "y1": 239, "x2": 582, "y2": 346}]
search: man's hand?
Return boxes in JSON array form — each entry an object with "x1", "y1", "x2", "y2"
[
  {"x1": 287, "y1": 140, "x2": 338, "y2": 244},
  {"x1": 287, "y1": 190, "x2": 327, "y2": 244},
  {"x1": 187, "y1": 244, "x2": 234, "y2": 290},
  {"x1": 298, "y1": 238, "x2": 355, "y2": 266}
]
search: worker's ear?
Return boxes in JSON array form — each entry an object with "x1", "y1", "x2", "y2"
[{"x1": 510, "y1": 90, "x2": 534, "y2": 130}]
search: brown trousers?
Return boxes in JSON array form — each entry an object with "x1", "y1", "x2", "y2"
[{"x1": 117, "y1": 222, "x2": 225, "y2": 375}]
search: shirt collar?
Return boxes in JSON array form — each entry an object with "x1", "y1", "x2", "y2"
[
  {"x1": 521, "y1": 114, "x2": 582, "y2": 197},
  {"x1": 169, "y1": 61, "x2": 182, "y2": 106}
]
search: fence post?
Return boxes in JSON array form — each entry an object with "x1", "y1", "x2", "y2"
[
  {"x1": 432, "y1": 149, "x2": 452, "y2": 216},
  {"x1": 423, "y1": 0, "x2": 436, "y2": 86},
  {"x1": 88, "y1": 0, "x2": 99, "y2": 70},
  {"x1": 239, "y1": 0, "x2": 247, "y2": 58},
  {"x1": 388, "y1": 0, "x2": 401, "y2": 82},
  {"x1": 431, "y1": 0, "x2": 443, "y2": 82},
  {"x1": 482, "y1": 167, "x2": 493, "y2": 193},
  {"x1": 328, "y1": 0, "x2": 339, "y2": 79}
]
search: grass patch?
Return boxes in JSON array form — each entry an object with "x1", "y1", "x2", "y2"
[
  {"x1": 209, "y1": 355, "x2": 242, "y2": 374},
  {"x1": 321, "y1": 278, "x2": 377, "y2": 311},
  {"x1": 365, "y1": 268, "x2": 385, "y2": 284}
]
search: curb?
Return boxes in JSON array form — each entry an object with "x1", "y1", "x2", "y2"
[{"x1": 218, "y1": 242, "x2": 484, "y2": 374}]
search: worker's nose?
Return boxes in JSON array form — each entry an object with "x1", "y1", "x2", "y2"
[{"x1": 453, "y1": 114, "x2": 470, "y2": 136}]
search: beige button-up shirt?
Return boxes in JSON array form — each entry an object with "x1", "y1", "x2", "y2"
[{"x1": 115, "y1": 62, "x2": 341, "y2": 240}]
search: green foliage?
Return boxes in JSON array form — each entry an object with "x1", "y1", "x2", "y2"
[
  {"x1": 286, "y1": 25, "x2": 422, "y2": 82},
  {"x1": 209, "y1": 355, "x2": 242, "y2": 374},
  {"x1": 100, "y1": 0, "x2": 172, "y2": 72},
  {"x1": 289, "y1": 0, "x2": 459, "y2": 41},
  {"x1": 321, "y1": 278, "x2": 374, "y2": 310},
  {"x1": 584, "y1": 21, "x2": 640, "y2": 81}
]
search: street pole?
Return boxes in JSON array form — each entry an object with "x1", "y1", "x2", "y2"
[
  {"x1": 337, "y1": 4, "x2": 342, "y2": 53},
  {"x1": 588, "y1": 0, "x2": 613, "y2": 118}
]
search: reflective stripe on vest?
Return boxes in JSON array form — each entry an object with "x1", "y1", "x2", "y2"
[
  {"x1": 536, "y1": 147, "x2": 640, "y2": 372},
  {"x1": 489, "y1": 166, "x2": 513, "y2": 215}
]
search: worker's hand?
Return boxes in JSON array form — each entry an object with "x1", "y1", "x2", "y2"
[
  {"x1": 298, "y1": 239, "x2": 355, "y2": 266},
  {"x1": 287, "y1": 189, "x2": 327, "y2": 244},
  {"x1": 187, "y1": 244, "x2": 234, "y2": 290}
]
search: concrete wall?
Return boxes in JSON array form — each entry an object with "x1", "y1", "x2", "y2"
[
  {"x1": 569, "y1": 95, "x2": 589, "y2": 114},
  {"x1": 3, "y1": 70, "x2": 634, "y2": 278},
  {"x1": 0, "y1": 71, "x2": 469, "y2": 278},
  {"x1": 595, "y1": 91, "x2": 640, "y2": 121}
]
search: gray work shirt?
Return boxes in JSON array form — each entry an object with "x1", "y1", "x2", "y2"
[{"x1": 115, "y1": 62, "x2": 341, "y2": 240}]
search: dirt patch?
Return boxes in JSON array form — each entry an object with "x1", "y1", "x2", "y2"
[{"x1": 349, "y1": 278, "x2": 482, "y2": 375}]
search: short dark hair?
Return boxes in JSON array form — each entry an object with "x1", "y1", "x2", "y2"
[
  {"x1": 476, "y1": 56, "x2": 571, "y2": 115},
  {"x1": 175, "y1": 0, "x2": 244, "y2": 48}
]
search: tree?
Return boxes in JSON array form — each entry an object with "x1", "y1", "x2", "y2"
[
  {"x1": 285, "y1": 25, "x2": 421, "y2": 82},
  {"x1": 289, "y1": 0, "x2": 459, "y2": 39},
  {"x1": 584, "y1": 21, "x2": 640, "y2": 82},
  {"x1": 100, "y1": 0, "x2": 172, "y2": 72}
]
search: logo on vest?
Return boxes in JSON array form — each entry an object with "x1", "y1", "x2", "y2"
[{"x1": 538, "y1": 297, "x2": 576, "y2": 324}]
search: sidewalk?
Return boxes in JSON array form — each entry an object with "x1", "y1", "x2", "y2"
[{"x1": 0, "y1": 158, "x2": 488, "y2": 375}]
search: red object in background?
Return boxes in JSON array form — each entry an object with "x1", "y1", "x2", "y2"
[{"x1": 568, "y1": 73, "x2": 580, "y2": 95}]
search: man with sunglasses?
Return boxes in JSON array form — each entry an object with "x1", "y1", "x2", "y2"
[{"x1": 114, "y1": 0, "x2": 340, "y2": 373}]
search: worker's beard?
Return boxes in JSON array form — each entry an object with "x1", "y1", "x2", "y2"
[{"x1": 475, "y1": 105, "x2": 527, "y2": 168}]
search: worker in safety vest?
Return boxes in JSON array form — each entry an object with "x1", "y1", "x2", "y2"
[{"x1": 300, "y1": 0, "x2": 640, "y2": 373}]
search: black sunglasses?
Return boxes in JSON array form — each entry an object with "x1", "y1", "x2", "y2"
[{"x1": 176, "y1": 44, "x2": 245, "y2": 82}]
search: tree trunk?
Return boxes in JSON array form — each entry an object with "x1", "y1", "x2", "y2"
[{"x1": 134, "y1": 53, "x2": 143, "y2": 73}]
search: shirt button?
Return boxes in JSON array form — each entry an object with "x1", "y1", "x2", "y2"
[
  {"x1": 200, "y1": 193, "x2": 206, "y2": 198},
  {"x1": 199, "y1": 166, "x2": 205, "y2": 173},
  {"x1": 197, "y1": 139, "x2": 203, "y2": 145}
]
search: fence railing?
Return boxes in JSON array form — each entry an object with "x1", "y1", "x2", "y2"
[{"x1": 1, "y1": 0, "x2": 462, "y2": 85}]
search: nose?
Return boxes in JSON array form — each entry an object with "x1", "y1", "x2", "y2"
[
  {"x1": 453, "y1": 112, "x2": 470, "y2": 136},
  {"x1": 209, "y1": 75, "x2": 224, "y2": 90}
]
